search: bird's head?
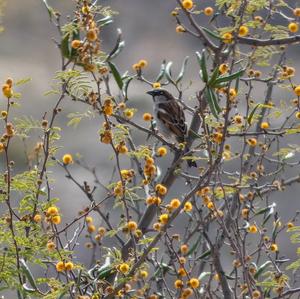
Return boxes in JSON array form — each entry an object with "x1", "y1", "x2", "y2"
[{"x1": 146, "y1": 89, "x2": 173, "y2": 102}]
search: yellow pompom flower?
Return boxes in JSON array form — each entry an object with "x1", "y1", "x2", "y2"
[
  {"x1": 52, "y1": 215, "x2": 61, "y2": 225},
  {"x1": 124, "y1": 109, "x2": 134, "y2": 119},
  {"x1": 62, "y1": 154, "x2": 73, "y2": 165},
  {"x1": 294, "y1": 85, "x2": 300, "y2": 96},
  {"x1": 87, "y1": 224, "x2": 96, "y2": 233},
  {"x1": 174, "y1": 279, "x2": 184, "y2": 289},
  {"x1": 119, "y1": 263, "x2": 130, "y2": 274},
  {"x1": 229, "y1": 88, "x2": 237, "y2": 101},
  {"x1": 71, "y1": 39, "x2": 81, "y2": 49},
  {"x1": 188, "y1": 278, "x2": 200, "y2": 288},
  {"x1": 260, "y1": 122, "x2": 269, "y2": 129},
  {"x1": 6, "y1": 78, "x2": 13, "y2": 87},
  {"x1": 155, "y1": 184, "x2": 168, "y2": 195},
  {"x1": 180, "y1": 244, "x2": 189, "y2": 254},
  {"x1": 143, "y1": 113, "x2": 152, "y2": 121},
  {"x1": 247, "y1": 224, "x2": 258, "y2": 234},
  {"x1": 234, "y1": 114, "x2": 243, "y2": 124},
  {"x1": 288, "y1": 22, "x2": 299, "y2": 33},
  {"x1": 86, "y1": 29, "x2": 98, "y2": 42},
  {"x1": 153, "y1": 222, "x2": 161, "y2": 231},
  {"x1": 241, "y1": 208, "x2": 249, "y2": 218},
  {"x1": 247, "y1": 138, "x2": 257, "y2": 147},
  {"x1": 100, "y1": 130, "x2": 113, "y2": 144},
  {"x1": 287, "y1": 222, "x2": 294, "y2": 229},
  {"x1": 204, "y1": 7, "x2": 214, "y2": 16},
  {"x1": 47, "y1": 241, "x2": 56, "y2": 251},
  {"x1": 159, "y1": 213, "x2": 169, "y2": 225},
  {"x1": 132, "y1": 63, "x2": 140, "y2": 71},
  {"x1": 182, "y1": 0, "x2": 193, "y2": 10},
  {"x1": 153, "y1": 82, "x2": 161, "y2": 88},
  {"x1": 116, "y1": 143, "x2": 128, "y2": 154},
  {"x1": 2, "y1": 84, "x2": 13, "y2": 98},
  {"x1": 138, "y1": 59, "x2": 148, "y2": 68},
  {"x1": 213, "y1": 132, "x2": 223, "y2": 144},
  {"x1": 127, "y1": 220, "x2": 138, "y2": 232},
  {"x1": 270, "y1": 243, "x2": 278, "y2": 252},
  {"x1": 238, "y1": 25, "x2": 249, "y2": 37},
  {"x1": 296, "y1": 111, "x2": 300, "y2": 119},
  {"x1": 47, "y1": 206, "x2": 59, "y2": 216},
  {"x1": 170, "y1": 198, "x2": 181, "y2": 209},
  {"x1": 157, "y1": 146, "x2": 167, "y2": 157},
  {"x1": 176, "y1": 25, "x2": 186, "y2": 33},
  {"x1": 65, "y1": 261, "x2": 74, "y2": 271},
  {"x1": 178, "y1": 267, "x2": 187, "y2": 276},
  {"x1": 294, "y1": 8, "x2": 300, "y2": 17},
  {"x1": 222, "y1": 32, "x2": 233, "y2": 44},
  {"x1": 56, "y1": 261, "x2": 65, "y2": 272},
  {"x1": 33, "y1": 214, "x2": 42, "y2": 223},
  {"x1": 182, "y1": 288, "x2": 193, "y2": 298},
  {"x1": 252, "y1": 290, "x2": 261, "y2": 298},
  {"x1": 183, "y1": 202, "x2": 193, "y2": 212},
  {"x1": 219, "y1": 63, "x2": 229, "y2": 74},
  {"x1": 140, "y1": 270, "x2": 148, "y2": 278}
]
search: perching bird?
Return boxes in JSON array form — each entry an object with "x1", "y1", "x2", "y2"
[{"x1": 147, "y1": 89, "x2": 197, "y2": 167}]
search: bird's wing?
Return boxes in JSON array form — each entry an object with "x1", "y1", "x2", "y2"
[{"x1": 157, "y1": 100, "x2": 187, "y2": 141}]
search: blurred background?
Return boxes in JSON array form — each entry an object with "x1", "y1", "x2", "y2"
[{"x1": 1, "y1": 0, "x2": 300, "y2": 297}]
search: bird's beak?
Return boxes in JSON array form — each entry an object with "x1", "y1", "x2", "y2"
[{"x1": 146, "y1": 90, "x2": 155, "y2": 96}]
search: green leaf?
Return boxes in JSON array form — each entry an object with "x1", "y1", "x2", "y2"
[
  {"x1": 42, "y1": 0, "x2": 54, "y2": 20},
  {"x1": 15, "y1": 78, "x2": 32, "y2": 86},
  {"x1": 200, "y1": 26, "x2": 221, "y2": 40},
  {"x1": 196, "y1": 249, "x2": 211, "y2": 260},
  {"x1": 165, "y1": 61, "x2": 176, "y2": 85},
  {"x1": 176, "y1": 56, "x2": 189, "y2": 84},
  {"x1": 208, "y1": 66, "x2": 220, "y2": 87},
  {"x1": 187, "y1": 235, "x2": 202, "y2": 256},
  {"x1": 255, "y1": 203, "x2": 276, "y2": 216},
  {"x1": 156, "y1": 60, "x2": 166, "y2": 82},
  {"x1": 247, "y1": 103, "x2": 260, "y2": 125},
  {"x1": 206, "y1": 87, "x2": 221, "y2": 119},
  {"x1": 97, "y1": 15, "x2": 113, "y2": 27},
  {"x1": 122, "y1": 77, "x2": 133, "y2": 101},
  {"x1": 254, "y1": 261, "x2": 272, "y2": 279},
  {"x1": 106, "y1": 29, "x2": 125, "y2": 61},
  {"x1": 20, "y1": 259, "x2": 38, "y2": 290},
  {"x1": 199, "y1": 271, "x2": 211, "y2": 280},
  {"x1": 108, "y1": 61, "x2": 123, "y2": 89},
  {"x1": 61, "y1": 33, "x2": 71, "y2": 59},
  {"x1": 212, "y1": 69, "x2": 245, "y2": 86},
  {"x1": 196, "y1": 50, "x2": 208, "y2": 83}
]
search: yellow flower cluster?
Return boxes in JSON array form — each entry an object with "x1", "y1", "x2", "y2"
[
  {"x1": 102, "y1": 98, "x2": 114, "y2": 116},
  {"x1": 70, "y1": 5, "x2": 101, "y2": 72},
  {"x1": 56, "y1": 261, "x2": 74, "y2": 272},
  {"x1": 146, "y1": 196, "x2": 161, "y2": 206},
  {"x1": 100, "y1": 129, "x2": 113, "y2": 144},
  {"x1": 2, "y1": 78, "x2": 13, "y2": 98},
  {"x1": 114, "y1": 181, "x2": 124, "y2": 197},
  {"x1": 46, "y1": 206, "x2": 61, "y2": 225},
  {"x1": 120, "y1": 169, "x2": 135, "y2": 181},
  {"x1": 155, "y1": 183, "x2": 168, "y2": 195},
  {"x1": 6, "y1": 123, "x2": 15, "y2": 138},
  {"x1": 143, "y1": 156, "x2": 157, "y2": 179},
  {"x1": 132, "y1": 59, "x2": 148, "y2": 71},
  {"x1": 116, "y1": 141, "x2": 128, "y2": 154}
]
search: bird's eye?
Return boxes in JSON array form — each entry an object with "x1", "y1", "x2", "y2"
[{"x1": 159, "y1": 91, "x2": 164, "y2": 95}]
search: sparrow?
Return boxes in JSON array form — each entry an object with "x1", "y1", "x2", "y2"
[{"x1": 147, "y1": 89, "x2": 197, "y2": 167}]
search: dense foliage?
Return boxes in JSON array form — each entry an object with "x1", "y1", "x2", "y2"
[{"x1": 1, "y1": 0, "x2": 300, "y2": 298}]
